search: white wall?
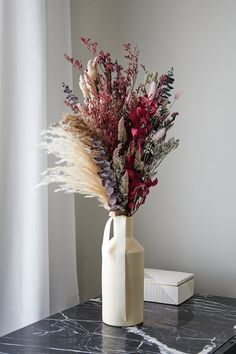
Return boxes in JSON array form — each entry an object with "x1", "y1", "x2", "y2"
[{"x1": 71, "y1": 0, "x2": 236, "y2": 299}]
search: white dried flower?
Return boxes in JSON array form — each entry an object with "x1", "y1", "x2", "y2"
[
  {"x1": 79, "y1": 75, "x2": 89, "y2": 99},
  {"x1": 148, "y1": 81, "x2": 157, "y2": 100},
  {"x1": 153, "y1": 128, "x2": 166, "y2": 141},
  {"x1": 87, "y1": 57, "x2": 98, "y2": 82}
]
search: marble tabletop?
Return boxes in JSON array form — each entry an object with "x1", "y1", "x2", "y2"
[{"x1": 1, "y1": 294, "x2": 236, "y2": 353}]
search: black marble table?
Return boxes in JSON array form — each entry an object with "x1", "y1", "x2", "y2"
[{"x1": 1, "y1": 294, "x2": 236, "y2": 354}]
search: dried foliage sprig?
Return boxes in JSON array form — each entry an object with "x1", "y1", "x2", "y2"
[{"x1": 39, "y1": 38, "x2": 181, "y2": 216}]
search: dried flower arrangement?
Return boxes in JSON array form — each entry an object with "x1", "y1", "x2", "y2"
[{"x1": 40, "y1": 38, "x2": 180, "y2": 216}]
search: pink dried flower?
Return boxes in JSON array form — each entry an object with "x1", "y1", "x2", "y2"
[
  {"x1": 64, "y1": 54, "x2": 83, "y2": 71},
  {"x1": 148, "y1": 81, "x2": 157, "y2": 100},
  {"x1": 87, "y1": 57, "x2": 98, "y2": 82},
  {"x1": 79, "y1": 75, "x2": 89, "y2": 99},
  {"x1": 153, "y1": 128, "x2": 166, "y2": 141}
]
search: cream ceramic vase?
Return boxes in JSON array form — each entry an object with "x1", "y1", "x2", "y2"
[{"x1": 102, "y1": 215, "x2": 144, "y2": 326}]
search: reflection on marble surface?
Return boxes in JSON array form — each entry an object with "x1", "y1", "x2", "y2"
[{"x1": 0, "y1": 294, "x2": 236, "y2": 353}]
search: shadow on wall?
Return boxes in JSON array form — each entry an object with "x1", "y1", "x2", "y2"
[{"x1": 75, "y1": 195, "x2": 107, "y2": 302}]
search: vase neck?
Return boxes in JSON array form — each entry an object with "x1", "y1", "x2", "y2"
[
  {"x1": 125, "y1": 216, "x2": 133, "y2": 239},
  {"x1": 113, "y1": 216, "x2": 133, "y2": 239}
]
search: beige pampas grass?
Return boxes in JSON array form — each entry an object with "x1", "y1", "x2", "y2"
[
  {"x1": 39, "y1": 126, "x2": 109, "y2": 209},
  {"x1": 59, "y1": 113, "x2": 101, "y2": 144}
]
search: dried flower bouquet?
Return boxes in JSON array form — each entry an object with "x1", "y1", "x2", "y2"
[{"x1": 40, "y1": 38, "x2": 180, "y2": 216}]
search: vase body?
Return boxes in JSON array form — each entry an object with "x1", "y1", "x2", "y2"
[{"x1": 102, "y1": 215, "x2": 144, "y2": 326}]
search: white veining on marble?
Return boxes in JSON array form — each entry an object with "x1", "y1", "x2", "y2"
[
  {"x1": 175, "y1": 336, "x2": 215, "y2": 342},
  {"x1": 197, "y1": 337, "x2": 216, "y2": 354},
  {"x1": 137, "y1": 341, "x2": 144, "y2": 349},
  {"x1": 176, "y1": 334, "x2": 181, "y2": 341},
  {"x1": 33, "y1": 328, "x2": 63, "y2": 336},
  {"x1": 60, "y1": 312, "x2": 69, "y2": 320},
  {"x1": 90, "y1": 297, "x2": 102, "y2": 303},
  {"x1": 0, "y1": 342, "x2": 96, "y2": 353},
  {"x1": 56, "y1": 313, "x2": 101, "y2": 324},
  {"x1": 144, "y1": 308, "x2": 156, "y2": 312},
  {"x1": 192, "y1": 298, "x2": 236, "y2": 312},
  {"x1": 127, "y1": 327, "x2": 187, "y2": 354},
  {"x1": 197, "y1": 296, "x2": 235, "y2": 307}
]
